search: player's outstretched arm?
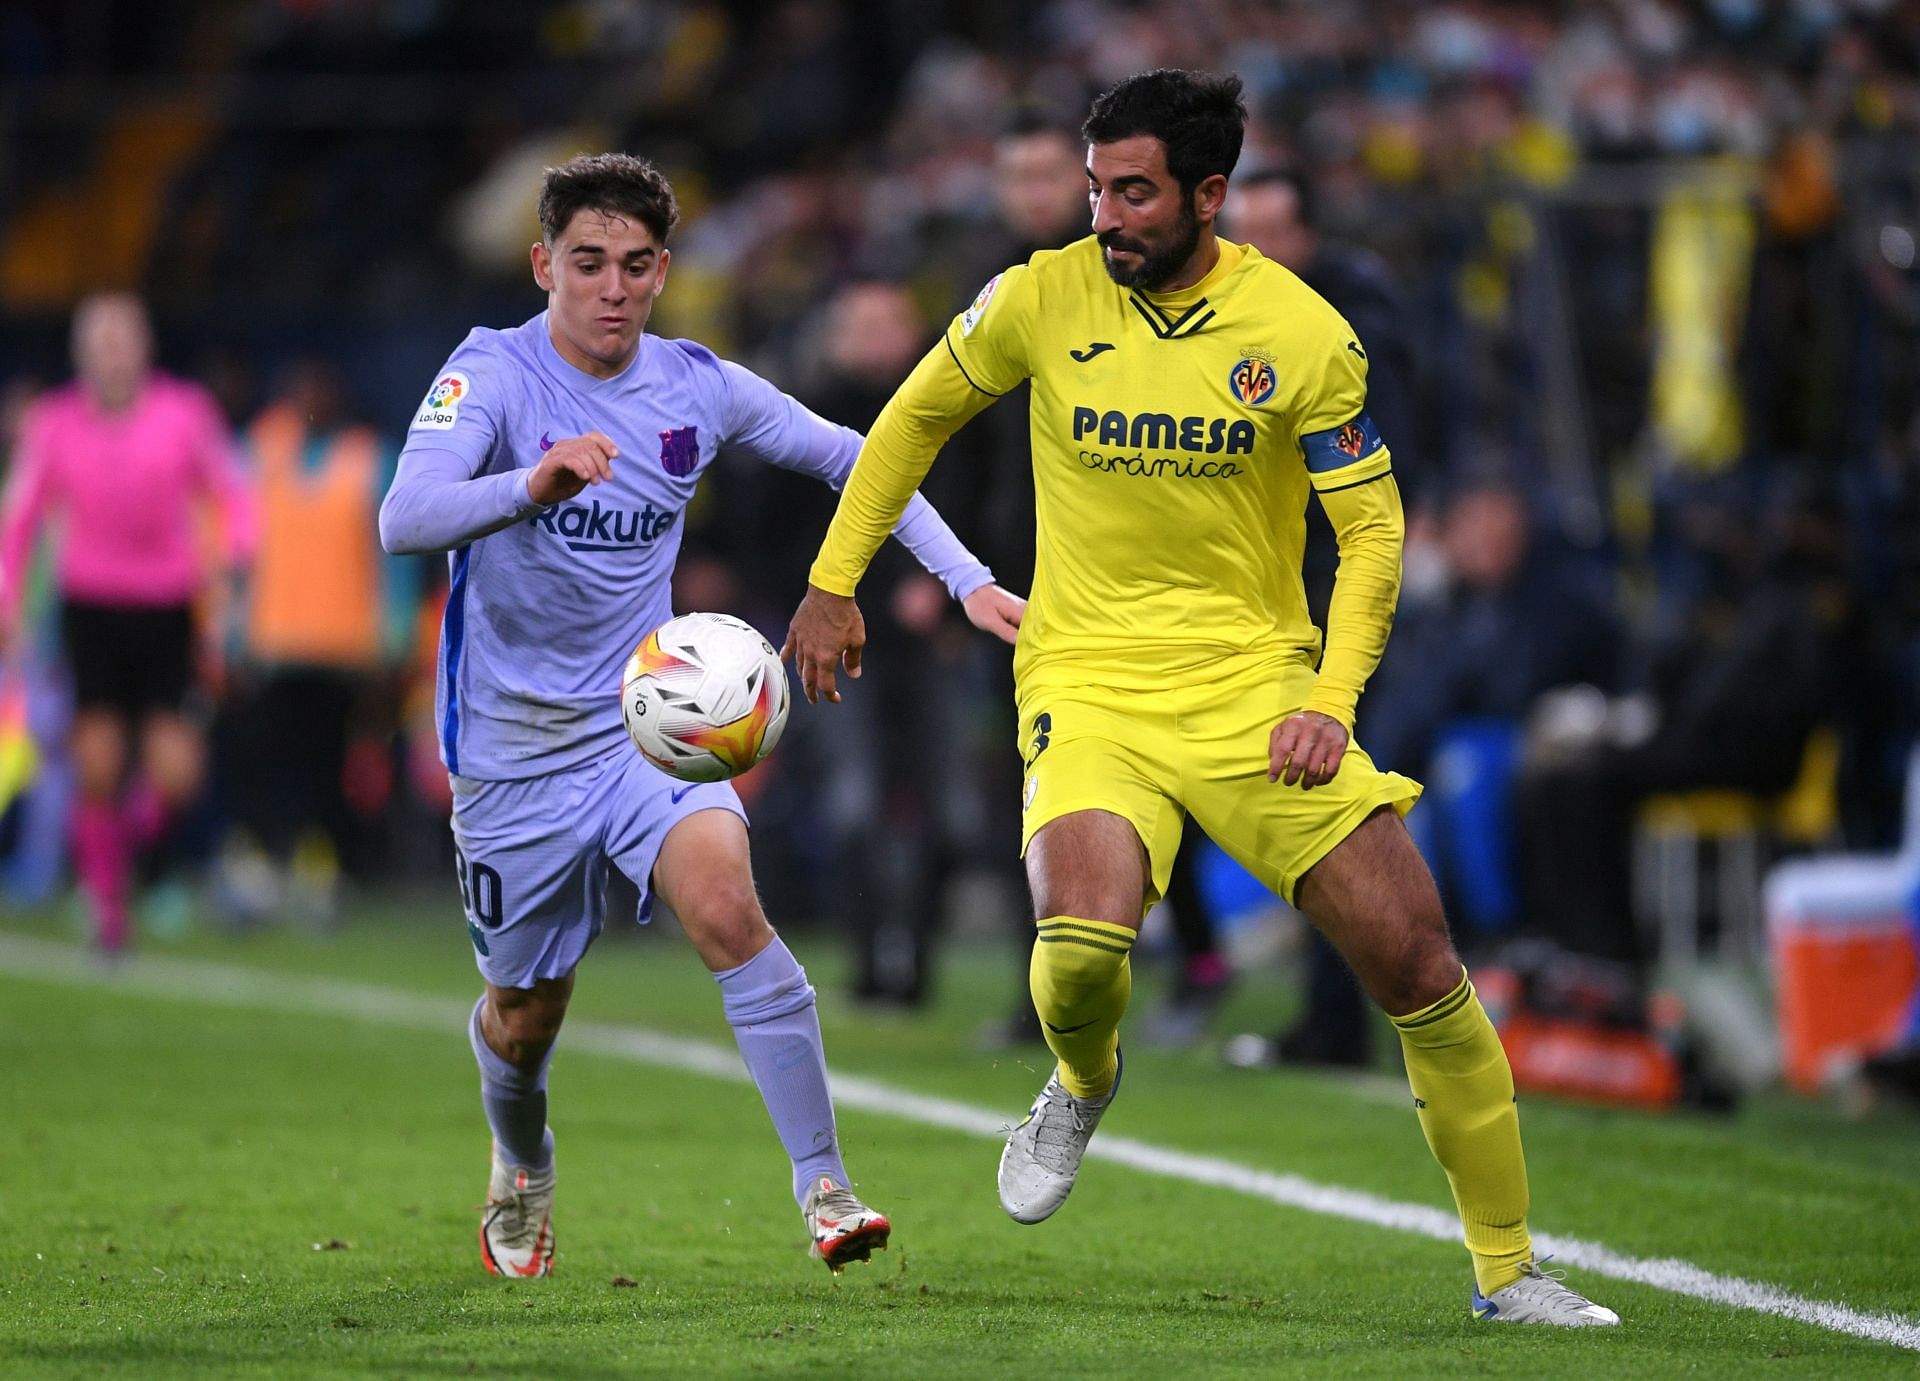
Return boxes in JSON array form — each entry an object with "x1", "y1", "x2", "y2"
[
  {"x1": 782, "y1": 584, "x2": 865, "y2": 705},
  {"x1": 786, "y1": 263, "x2": 1033, "y2": 687},
  {"x1": 802, "y1": 337, "x2": 1002, "y2": 613},
  {"x1": 712, "y1": 356, "x2": 999, "y2": 614}
]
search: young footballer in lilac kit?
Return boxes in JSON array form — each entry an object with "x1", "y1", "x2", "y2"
[{"x1": 380, "y1": 153, "x2": 1024, "y2": 1278}]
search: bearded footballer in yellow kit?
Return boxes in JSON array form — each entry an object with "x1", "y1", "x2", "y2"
[{"x1": 786, "y1": 69, "x2": 1618, "y2": 1327}]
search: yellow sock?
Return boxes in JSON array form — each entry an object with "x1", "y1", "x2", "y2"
[
  {"x1": 1392, "y1": 969, "x2": 1532, "y2": 1295},
  {"x1": 1029, "y1": 916, "x2": 1135, "y2": 1099}
]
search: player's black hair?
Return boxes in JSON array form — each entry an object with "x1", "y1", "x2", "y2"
[
  {"x1": 1082, "y1": 69, "x2": 1248, "y2": 196},
  {"x1": 1237, "y1": 166, "x2": 1316, "y2": 229},
  {"x1": 539, "y1": 152, "x2": 681, "y2": 246}
]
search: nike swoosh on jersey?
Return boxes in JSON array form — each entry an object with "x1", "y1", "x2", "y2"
[
  {"x1": 1069, "y1": 342, "x2": 1115, "y2": 362},
  {"x1": 670, "y1": 785, "x2": 696, "y2": 804},
  {"x1": 539, "y1": 432, "x2": 555, "y2": 450}
]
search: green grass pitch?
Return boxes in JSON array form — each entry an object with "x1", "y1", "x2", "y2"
[{"x1": 2, "y1": 899, "x2": 1917, "y2": 1378}]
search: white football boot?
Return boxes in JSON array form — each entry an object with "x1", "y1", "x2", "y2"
[
  {"x1": 801, "y1": 1177, "x2": 891, "y2": 1273},
  {"x1": 1473, "y1": 1261, "x2": 1620, "y2": 1326},
  {"x1": 997, "y1": 1051, "x2": 1122, "y2": 1224},
  {"x1": 479, "y1": 1144, "x2": 556, "y2": 1278}
]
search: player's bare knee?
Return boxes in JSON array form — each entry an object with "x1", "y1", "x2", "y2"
[
  {"x1": 1379, "y1": 907, "x2": 1462, "y2": 1015},
  {"x1": 488, "y1": 992, "x2": 569, "y2": 1066},
  {"x1": 1031, "y1": 884, "x2": 1138, "y2": 928},
  {"x1": 1027, "y1": 814, "x2": 1148, "y2": 927},
  {"x1": 680, "y1": 883, "x2": 773, "y2": 970},
  {"x1": 500, "y1": 1027, "x2": 561, "y2": 1068}
]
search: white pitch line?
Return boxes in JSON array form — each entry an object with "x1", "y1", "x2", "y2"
[{"x1": 4, "y1": 931, "x2": 1916, "y2": 1353}]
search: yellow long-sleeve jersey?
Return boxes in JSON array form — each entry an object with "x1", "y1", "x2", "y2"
[{"x1": 809, "y1": 235, "x2": 1404, "y2": 728}]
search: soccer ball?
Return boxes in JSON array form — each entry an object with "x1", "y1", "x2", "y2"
[{"x1": 621, "y1": 612, "x2": 791, "y2": 782}]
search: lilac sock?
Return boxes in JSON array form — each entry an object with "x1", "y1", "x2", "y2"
[
  {"x1": 717, "y1": 937, "x2": 848, "y2": 1205},
  {"x1": 468, "y1": 998, "x2": 554, "y2": 1171}
]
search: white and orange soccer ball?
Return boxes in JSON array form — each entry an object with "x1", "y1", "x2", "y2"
[{"x1": 621, "y1": 612, "x2": 790, "y2": 782}]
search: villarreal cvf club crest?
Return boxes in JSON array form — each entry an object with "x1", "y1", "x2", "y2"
[
  {"x1": 1336, "y1": 422, "x2": 1368, "y2": 457},
  {"x1": 1229, "y1": 356, "x2": 1277, "y2": 406}
]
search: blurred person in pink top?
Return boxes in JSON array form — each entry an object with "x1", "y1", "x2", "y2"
[{"x1": 0, "y1": 293, "x2": 254, "y2": 955}]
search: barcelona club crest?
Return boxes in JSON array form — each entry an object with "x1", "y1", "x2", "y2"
[
  {"x1": 1229, "y1": 355, "x2": 1277, "y2": 406},
  {"x1": 658, "y1": 425, "x2": 700, "y2": 477}
]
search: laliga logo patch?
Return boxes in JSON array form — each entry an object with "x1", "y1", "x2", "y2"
[
  {"x1": 414, "y1": 371, "x2": 469, "y2": 430},
  {"x1": 961, "y1": 273, "x2": 1003, "y2": 337},
  {"x1": 1023, "y1": 772, "x2": 1038, "y2": 813},
  {"x1": 1228, "y1": 354, "x2": 1277, "y2": 407}
]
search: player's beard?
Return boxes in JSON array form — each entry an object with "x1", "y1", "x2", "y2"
[{"x1": 1099, "y1": 200, "x2": 1204, "y2": 291}]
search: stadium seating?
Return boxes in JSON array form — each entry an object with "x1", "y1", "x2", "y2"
[{"x1": 1633, "y1": 728, "x2": 1842, "y2": 968}]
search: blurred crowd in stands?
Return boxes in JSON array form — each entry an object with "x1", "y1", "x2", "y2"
[{"x1": 4, "y1": 1, "x2": 1920, "y2": 1073}]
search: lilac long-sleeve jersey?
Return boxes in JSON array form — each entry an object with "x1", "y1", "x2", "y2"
[{"x1": 381, "y1": 313, "x2": 992, "y2": 781}]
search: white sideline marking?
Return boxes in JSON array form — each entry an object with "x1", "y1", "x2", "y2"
[{"x1": 4, "y1": 931, "x2": 1916, "y2": 1352}]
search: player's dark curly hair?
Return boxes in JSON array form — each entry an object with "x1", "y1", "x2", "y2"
[
  {"x1": 1082, "y1": 70, "x2": 1248, "y2": 196},
  {"x1": 538, "y1": 152, "x2": 681, "y2": 245}
]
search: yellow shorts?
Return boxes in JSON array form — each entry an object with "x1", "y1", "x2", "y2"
[{"x1": 1017, "y1": 659, "x2": 1422, "y2": 909}]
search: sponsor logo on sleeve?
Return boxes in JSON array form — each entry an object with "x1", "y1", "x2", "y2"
[
  {"x1": 413, "y1": 371, "x2": 469, "y2": 430},
  {"x1": 960, "y1": 273, "x2": 1003, "y2": 337}
]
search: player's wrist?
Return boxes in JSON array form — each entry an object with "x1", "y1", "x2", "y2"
[
  {"x1": 1297, "y1": 700, "x2": 1355, "y2": 733},
  {"x1": 804, "y1": 586, "x2": 857, "y2": 615},
  {"x1": 804, "y1": 568, "x2": 858, "y2": 601},
  {"x1": 950, "y1": 566, "x2": 995, "y2": 603},
  {"x1": 517, "y1": 467, "x2": 551, "y2": 513}
]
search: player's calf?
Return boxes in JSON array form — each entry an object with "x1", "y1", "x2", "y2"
[{"x1": 1028, "y1": 915, "x2": 1137, "y2": 1097}]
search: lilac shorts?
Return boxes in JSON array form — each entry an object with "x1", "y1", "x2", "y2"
[{"x1": 448, "y1": 748, "x2": 746, "y2": 989}]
